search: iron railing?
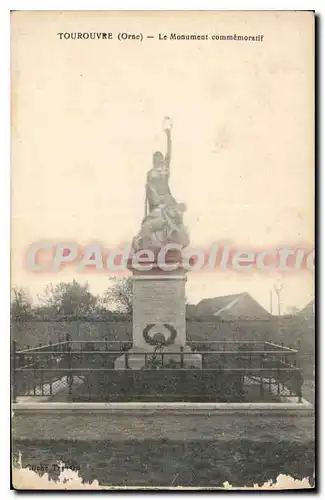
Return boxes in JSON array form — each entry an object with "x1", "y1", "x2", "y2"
[{"x1": 11, "y1": 336, "x2": 303, "y2": 403}]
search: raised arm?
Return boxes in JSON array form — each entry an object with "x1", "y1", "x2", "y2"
[
  {"x1": 164, "y1": 128, "x2": 172, "y2": 169},
  {"x1": 163, "y1": 116, "x2": 172, "y2": 169}
]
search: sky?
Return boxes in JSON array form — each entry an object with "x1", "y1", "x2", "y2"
[{"x1": 11, "y1": 11, "x2": 314, "y2": 313}]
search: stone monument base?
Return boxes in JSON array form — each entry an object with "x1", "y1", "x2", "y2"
[
  {"x1": 114, "y1": 256, "x2": 202, "y2": 370},
  {"x1": 114, "y1": 345, "x2": 202, "y2": 370}
]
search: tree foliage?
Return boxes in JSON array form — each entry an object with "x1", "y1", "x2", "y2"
[
  {"x1": 37, "y1": 280, "x2": 98, "y2": 318},
  {"x1": 103, "y1": 277, "x2": 133, "y2": 315},
  {"x1": 11, "y1": 286, "x2": 32, "y2": 321}
]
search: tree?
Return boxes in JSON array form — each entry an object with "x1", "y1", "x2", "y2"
[
  {"x1": 37, "y1": 280, "x2": 98, "y2": 318},
  {"x1": 11, "y1": 286, "x2": 32, "y2": 321},
  {"x1": 103, "y1": 277, "x2": 133, "y2": 315}
]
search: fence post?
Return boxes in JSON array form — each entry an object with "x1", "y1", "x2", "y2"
[
  {"x1": 11, "y1": 340, "x2": 17, "y2": 403},
  {"x1": 259, "y1": 353, "x2": 264, "y2": 399},
  {"x1": 33, "y1": 359, "x2": 37, "y2": 396},
  {"x1": 40, "y1": 362, "x2": 44, "y2": 396},
  {"x1": 280, "y1": 341, "x2": 285, "y2": 365},
  {"x1": 125, "y1": 352, "x2": 129, "y2": 369},
  {"x1": 48, "y1": 341, "x2": 53, "y2": 367},
  {"x1": 298, "y1": 373, "x2": 303, "y2": 403},
  {"x1": 180, "y1": 346, "x2": 184, "y2": 368},
  {"x1": 66, "y1": 333, "x2": 71, "y2": 349},
  {"x1": 295, "y1": 369, "x2": 303, "y2": 403},
  {"x1": 297, "y1": 338, "x2": 301, "y2": 368},
  {"x1": 65, "y1": 333, "x2": 73, "y2": 398},
  {"x1": 260, "y1": 376, "x2": 264, "y2": 399}
]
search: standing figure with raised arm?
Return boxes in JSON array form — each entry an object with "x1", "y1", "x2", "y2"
[
  {"x1": 133, "y1": 117, "x2": 189, "y2": 252},
  {"x1": 145, "y1": 116, "x2": 175, "y2": 216}
]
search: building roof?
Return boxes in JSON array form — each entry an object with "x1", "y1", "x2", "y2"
[
  {"x1": 298, "y1": 299, "x2": 315, "y2": 318},
  {"x1": 194, "y1": 292, "x2": 270, "y2": 320}
]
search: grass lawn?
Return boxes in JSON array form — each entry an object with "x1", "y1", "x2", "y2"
[{"x1": 13, "y1": 438, "x2": 315, "y2": 488}]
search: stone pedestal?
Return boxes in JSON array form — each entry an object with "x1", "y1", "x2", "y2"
[{"x1": 114, "y1": 268, "x2": 202, "y2": 370}]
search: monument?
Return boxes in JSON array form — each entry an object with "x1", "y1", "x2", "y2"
[{"x1": 115, "y1": 117, "x2": 202, "y2": 369}]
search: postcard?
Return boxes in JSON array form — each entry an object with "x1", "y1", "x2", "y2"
[{"x1": 11, "y1": 10, "x2": 315, "y2": 490}]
